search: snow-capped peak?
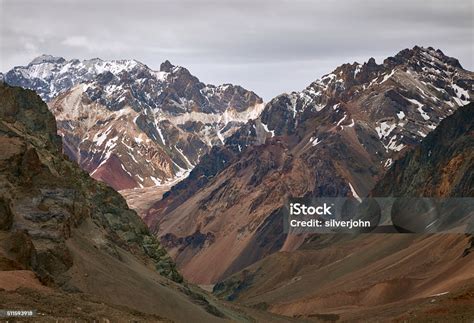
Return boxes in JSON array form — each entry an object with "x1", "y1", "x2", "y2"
[
  {"x1": 5, "y1": 56, "x2": 148, "y2": 101},
  {"x1": 29, "y1": 54, "x2": 66, "y2": 65}
]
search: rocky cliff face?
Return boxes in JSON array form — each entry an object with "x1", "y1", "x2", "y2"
[
  {"x1": 0, "y1": 83, "x2": 181, "y2": 284},
  {"x1": 5, "y1": 55, "x2": 263, "y2": 190},
  {"x1": 145, "y1": 46, "x2": 473, "y2": 284}
]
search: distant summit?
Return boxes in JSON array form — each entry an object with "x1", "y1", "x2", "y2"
[
  {"x1": 160, "y1": 59, "x2": 174, "y2": 72},
  {"x1": 29, "y1": 54, "x2": 66, "y2": 65},
  {"x1": 4, "y1": 55, "x2": 264, "y2": 191}
]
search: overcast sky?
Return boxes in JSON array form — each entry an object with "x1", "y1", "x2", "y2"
[{"x1": 1, "y1": 0, "x2": 472, "y2": 100}]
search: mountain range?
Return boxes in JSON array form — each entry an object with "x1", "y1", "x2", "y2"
[
  {"x1": 213, "y1": 104, "x2": 474, "y2": 321},
  {"x1": 1, "y1": 46, "x2": 473, "y2": 321},
  {"x1": 0, "y1": 83, "x2": 297, "y2": 322},
  {"x1": 4, "y1": 55, "x2": 263, "y2": 190},
  {"x1": 144, "y1": 46, "x2": 473, "y2": 284}
]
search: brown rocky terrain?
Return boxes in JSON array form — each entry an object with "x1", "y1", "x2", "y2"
[
  {"x1": 212, "y1": 104, "x2": 474, "y2": 321},
  {"x1": 146, "y1": 46, "x2": 473, "y2": 285},
  {"x1": 214, "y1": 234, "x2": 474, "y2": 321}
]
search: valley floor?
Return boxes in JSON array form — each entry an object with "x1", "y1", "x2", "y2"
[{"x1": 120, "y1": 185, "x2": 173, "y2": 218}]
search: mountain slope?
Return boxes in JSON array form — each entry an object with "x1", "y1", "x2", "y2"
[
  {"x1": 372, "y1": 103, "x2": 473, "y2": 197},
  {"x1": 5, "y1": 56, "x2": 264, "y2": 190},
  {"x1": 145, "y1": 46, "x2": 474, "y2": 284},
  {"x1": 212, "y1": 104, "x2": 474, "y2": 321},
  {"x1": 0, "y1": 83, "x2": 287, "y2": 322}
]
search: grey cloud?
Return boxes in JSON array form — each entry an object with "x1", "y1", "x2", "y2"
[{"x1": 1, "y1": 0, "x2": 472, "y2": 100}]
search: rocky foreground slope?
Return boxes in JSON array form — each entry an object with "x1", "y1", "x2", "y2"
[
  {"x1": 0, "y1": 83, "x2": 290, "y2": 322},
  {"x1": 5, "y1": 55, "x2": 263, "y2": 190},
  {"x1": 145, "y1": 46, "x2": 473, "y2": 284},
  {"x1": 213, "y1": 104, "x2": 474, "y2": 321}
]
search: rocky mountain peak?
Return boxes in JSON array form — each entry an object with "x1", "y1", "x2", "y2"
[
  {"x1": 367, "y1": 57, "x2": 377, "y2": 66},
  {"x1": 29, "y1": 54, "x2": 66, "y2": 65},
  {"x1": 384, "y1": 45, "x2": 463, "y2": 70},
  {"x1": 160, "y1": 59, "x2": 175, "y2": 72},
  {"x1": 324, "y1": 46, "x2": 465, "y2": 92},
  {"x1": 254, "y1": 45, "x2": 472, "y2": 157}
]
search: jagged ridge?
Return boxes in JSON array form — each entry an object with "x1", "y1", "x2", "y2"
[{"x1": 5, "y1": 56, "x2": 264, "y2": 190}]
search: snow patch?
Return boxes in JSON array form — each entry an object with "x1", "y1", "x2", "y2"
[
  {"x1": 406, "y1": 98, "x2": 430, "y2": 120},
  {"x1": 128, "y1": 151, "x2": 139, "y2": 164},
  {"x1": 216, "y1": 128, "x2": 225, "y2": 144},
  {"x1": 386, "y1": 135, "x2": 405, "y2": 152},
  {"x1": 354, "y1": 64, "x2": 361, "y2": 77},
  {"x1": 120, "y1": 163, "x2": 133, "y2": 177},
  {"x1": 418, "y1": 130, "x2": 427, "y2": 138},
  {"x1": 375, "y1": 121, "x2": 396, "y2": 139},
  {"x1": 175, "y1": 145, "x2": 194, "y2": 168},
  {"x1": 396, "y1": 111, "x2": 405, "y2": 120},
  {"x1": 310, "y1": 137, "x2": 321, "y2": 146},
  {"x1": 154, "y1": 119, "x2": 166, "y2": 145},
  {"x1": 261, "y1": 122, "x2": 275, "y2": 137},
  {"x1": 380, "y1": 69, "x2": 395, "y2": 84},
  {"x1": 452, "y1": 83, "x2": 470, "y2": 106},
  {"x1": 336, "y1": 114, "x2": 347, "y2": 126},
  {"x1": 384, "y1": 158, "x2": 393, "y2": 168},
  {"x1": 150, "y1": 176, "x2": 162, "y2": 186},
  {"x1": 348, "y1": 182, "x2": 362, "y2": 202}
]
